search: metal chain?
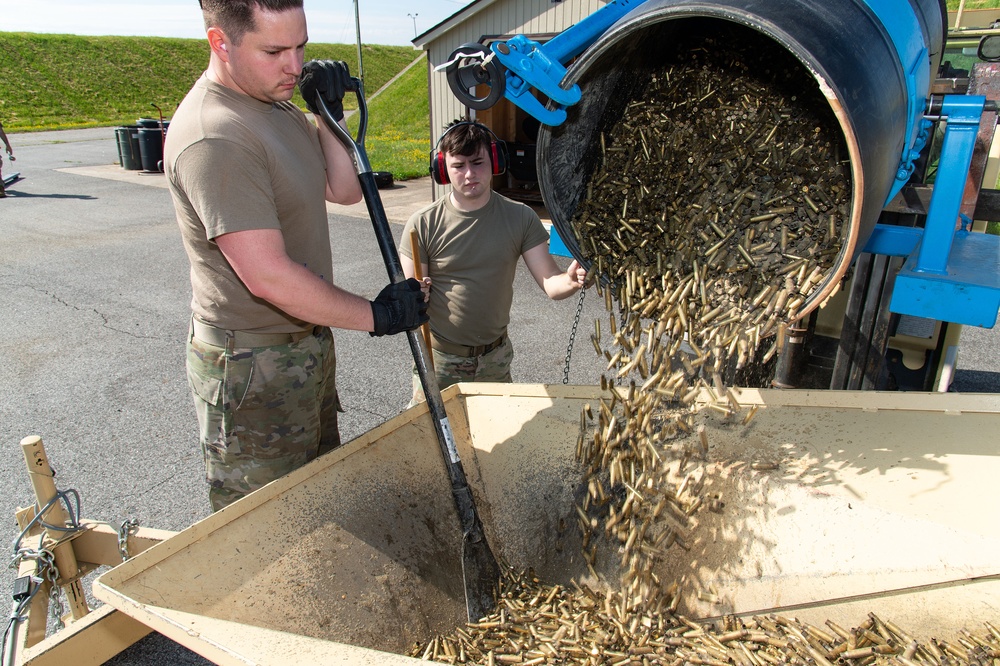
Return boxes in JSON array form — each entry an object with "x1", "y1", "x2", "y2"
[
  {"x1": 118, "y1": 518, "x2": 140, "y2": 562},
  {"x1": 46, "y1": 560, "x2": 63, "y2": 631},
  {"x1": 562, "y1": 289, "x2": 586, "y2": 384},
  {"x1": 8, "y1": 547, "x2": 63, "y2": 631},
  {"x1": 8, "y1": 547, "x2": 54, "y2": 576},
  {"x1": 4, "y1": 483, "x2": 83, "y2": 647}
]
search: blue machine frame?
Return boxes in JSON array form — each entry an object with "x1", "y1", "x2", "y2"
[
  {"x1": 863, "y1": 95, "x2": 1000, "y2": 327},
  {"x1": 456, "y1": 0, "x2": 1000, "y2": 328}
]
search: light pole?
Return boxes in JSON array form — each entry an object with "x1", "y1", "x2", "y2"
[
  {"x1": 354, "y1": 0, "x2": 364, "y2": 85},
  {"x1": 407, "y1": 13, "x2": 418, "y2": 38}
]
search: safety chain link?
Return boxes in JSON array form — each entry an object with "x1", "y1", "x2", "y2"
[
  {"x1": 562, "y1": 289, "x2": 586, "y2": 384},
  {"x1": 7, "y1": 546, "x2": 63, "y2": 631},
  {"x1": 7, "y1": 546, "x2": 55, "y2": 576},
  {"x1": 118, "y1": 518, "x2": 140, "y2": 562},
  {"x1": 45, "y1": 562, "x2": 63, "y2": 630}
]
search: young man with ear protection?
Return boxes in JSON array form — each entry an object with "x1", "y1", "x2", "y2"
[
  {"x1": 165, "y1": 0, "x2": 427, "y2": 511},
  {"x1": 399, "y1": 121, "x2": 587, "y2": 401}
]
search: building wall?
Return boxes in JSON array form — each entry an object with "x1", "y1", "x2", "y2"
[{"x1": 420, "y1": 0, "x2": 607, "y2": 197}]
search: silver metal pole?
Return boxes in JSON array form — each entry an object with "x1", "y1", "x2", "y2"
[{"x1": 354, "y1": 0, "x2": 364, "y2": 85}]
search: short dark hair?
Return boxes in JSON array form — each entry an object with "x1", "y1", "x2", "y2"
[
  {"x1": 199, "y1": 0, "x2": 303, "y2": 45},
  {"x1": 439, "y1": 121, "x2": 494, "y2": 158}
]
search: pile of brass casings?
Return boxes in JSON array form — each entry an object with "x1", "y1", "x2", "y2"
[
  {"x1": 574, "y1": 30, "x2": 850, "y2": 384},
  {"x1": 413, "y1": 572, "x2": 1000, "y2": 664},
  {"x1": 566, "y1": 32, "x2": 851, "y2": 613},
  {"x1": 565, "y1": 30, "x2": 850, "y2": 619},
  {"x1": 409, "y1": 30, "x2": 995, "y2": 666}
]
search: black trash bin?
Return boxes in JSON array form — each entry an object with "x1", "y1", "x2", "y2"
[
  {"x1": 137, "y1": 121, "x2": 168, "y2": 173},
  {"x1": 128, "y1": 126, "x2": 142, "y2": 168},
  {"x1": 115, "y1": 126, "x2": 142, "y2": 170}
]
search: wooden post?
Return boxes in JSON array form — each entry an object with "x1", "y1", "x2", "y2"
[
  {"x1": 410, "y1": 229, "x2": 435, "y2": 371},
  {"x1": 20, "y1": 436, "x2": 90, "y2": 621}
]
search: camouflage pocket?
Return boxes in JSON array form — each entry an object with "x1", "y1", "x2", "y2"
[
  {"x1": 187, "y1": 339, "x2": 254, "y2": 460},
  {"x1": 188, "y1": 369, "x2": 222, "y2": 406}
]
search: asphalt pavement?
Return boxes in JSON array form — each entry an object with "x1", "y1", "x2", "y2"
[{"x1": 1, "y1": 127, "x2": 999, "y2": 665}]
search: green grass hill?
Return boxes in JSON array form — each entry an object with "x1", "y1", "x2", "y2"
[{"x1": 0, "y1": 32, "x2": 430, "y2": 179}]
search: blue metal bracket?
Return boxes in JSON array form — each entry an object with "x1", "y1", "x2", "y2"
[
  {"x1": 487, "y1": 0, "x2": 650, "y2": 126},
  {"x1": 862, "y1": 223, "x2": 923, "y2": 258},
  {"x1": 889, "y1": 117, "x2": 933, "y2": 205},
  {"x1": 914, "y1": 95, "x2": 985, "y2": 274},
  {"x1": 490, "y1": 35, "x2": 578, "y2": 126},
  {"x1": 863, "y1": 95, "x2": 1000, "y2": 328},
  {"x1": 892, "y1": 228, "x2": 1000, "y2": 327}
]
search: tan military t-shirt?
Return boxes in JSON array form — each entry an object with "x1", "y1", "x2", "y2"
[
  {"x1": 165, "y1": 74, "x2": 332, "y2": 333},
  {"x1": 400, "y1": 192, "x2": 550, "y2": 346}
]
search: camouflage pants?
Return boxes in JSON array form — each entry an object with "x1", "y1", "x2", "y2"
[
  {"x1": 411, "y1": 336, "x2": 514, "y2": 404},
  {"x1": 187, "y1": 327, "x2": 341, "y2": 511}
]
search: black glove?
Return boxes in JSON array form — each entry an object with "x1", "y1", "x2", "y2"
[
  {"x1": 299, "y1": 59, "x2": 350, "y2": 122},
  {"x1": 370, "y1": 278, "x2": 429, "y2": 337}
]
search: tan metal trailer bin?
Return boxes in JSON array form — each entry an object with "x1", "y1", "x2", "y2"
[{"x1": 92, "y1": 383, "x2": 1000, "y2": 665}]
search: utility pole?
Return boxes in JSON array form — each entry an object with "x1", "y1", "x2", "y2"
[
  {"x1": 354, "y1": 0, "x2": 364, "y2": 86},
  {"x1": 408, "y1": 12, "x2": 419, "y2": 38}
]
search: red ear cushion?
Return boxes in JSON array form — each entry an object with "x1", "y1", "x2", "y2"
[
  {"x1": 431, "y1": 151, "x2": 448, "y2": 184},
  {"x1": 490, "y1": 140, "x2": 507, "y2": 175}
]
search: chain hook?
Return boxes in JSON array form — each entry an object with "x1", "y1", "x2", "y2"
[{"x1": 118, "y1": 518, "x2": 140, "y2": 562}]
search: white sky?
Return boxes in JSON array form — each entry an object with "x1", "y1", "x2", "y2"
[{"x1": 0, "y1": 0, "x2": 475, "y2": 47}]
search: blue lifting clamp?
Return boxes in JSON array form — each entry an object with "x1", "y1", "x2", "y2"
[{"x1": 442, "y1": 0, "x2": 649, "y2": 126}]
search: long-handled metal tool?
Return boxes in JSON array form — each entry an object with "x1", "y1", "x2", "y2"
[{"x1": 309, "y1": 74, "x2": 500, "y2": 622}]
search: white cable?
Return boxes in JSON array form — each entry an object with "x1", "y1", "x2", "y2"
[{"x1": 434, "y1": 49, "x2": 496, "y2": 72}]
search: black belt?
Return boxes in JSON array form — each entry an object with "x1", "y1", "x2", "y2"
[
  {"x1": 190, "y1": 317, "x2": 322, "y2": 349},
  {"x1": 430, "y1": 333, "x2": 506, "y2": 358}
]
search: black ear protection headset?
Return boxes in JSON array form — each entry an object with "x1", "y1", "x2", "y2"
[{"x1": 429, "y1": 121, "x2": 508, "y2": 185}]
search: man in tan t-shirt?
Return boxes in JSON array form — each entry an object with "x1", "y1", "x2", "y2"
[
  {"x1": 400, "y1": 121, "x2": 587, "y2": 400},
  {"x1": 166, "y1": 0, "x2": 426, "y2": 510}
]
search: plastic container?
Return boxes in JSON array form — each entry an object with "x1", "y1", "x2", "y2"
[
  {"x1": 115, "y1": 126, "x2": 142, "y2": 171},
  {"x1": 137, "y1": 121, "x2": 168, "y2": 173}
]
